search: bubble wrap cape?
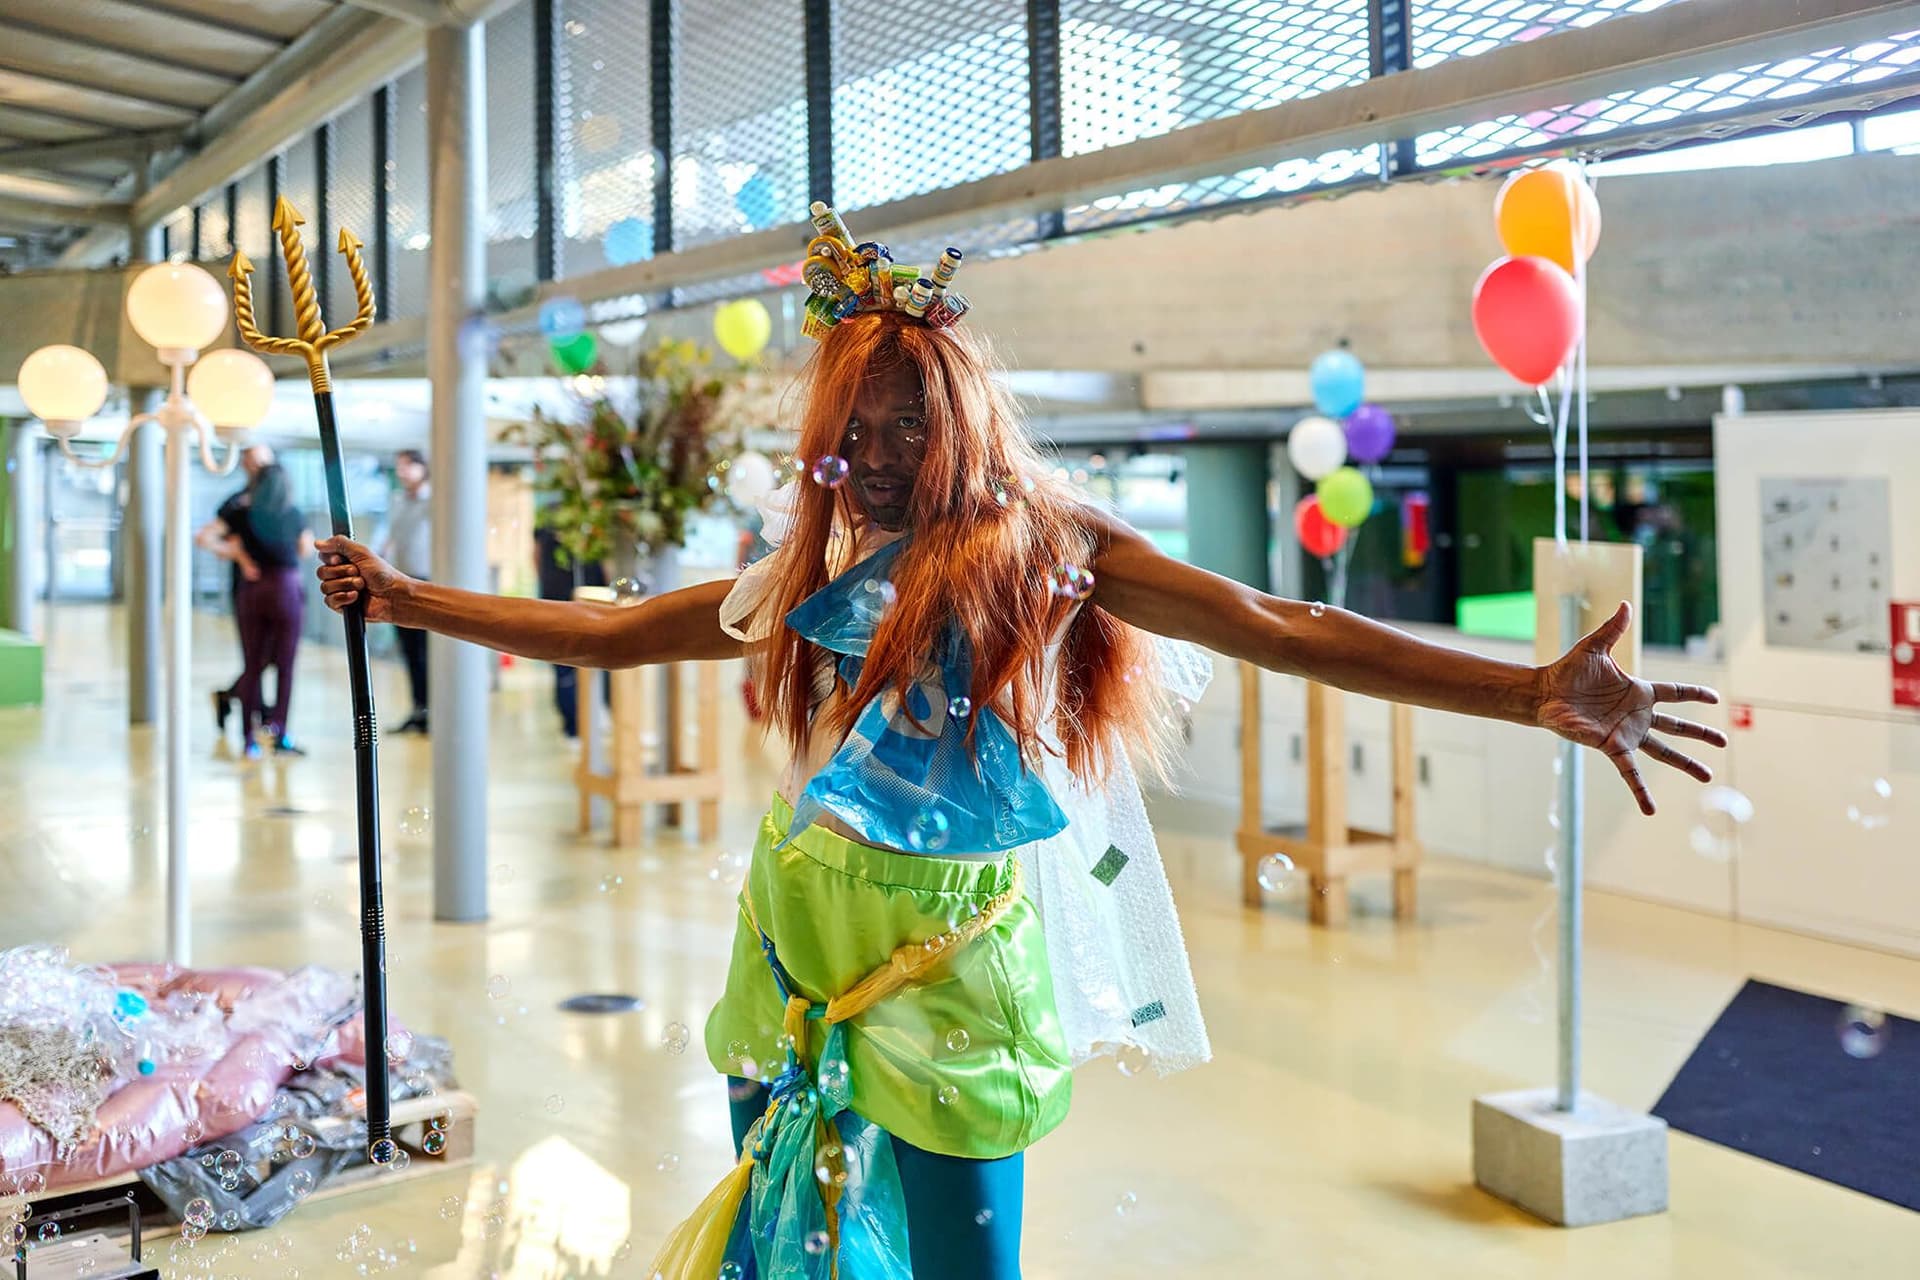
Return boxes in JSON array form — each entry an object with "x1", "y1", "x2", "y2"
[{"x1": 720, "y1": 483, "x2": 1212, "y2": 1075}]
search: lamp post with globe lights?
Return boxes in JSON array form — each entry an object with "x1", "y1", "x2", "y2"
[{"x1": 17, "y1": 261, "x2": 276, "y2": 966}]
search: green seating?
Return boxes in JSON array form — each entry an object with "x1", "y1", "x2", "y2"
[{"x1": 0, "y1": 629, "x2": 42, "y2": 707}]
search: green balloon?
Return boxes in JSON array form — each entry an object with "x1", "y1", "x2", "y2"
[
  {"x1": 551, "y1": 331, "x2": 598, "y2": 374},
  {"x1": 1316, "y1": 467, "x2": 1374, "y2": 528}
]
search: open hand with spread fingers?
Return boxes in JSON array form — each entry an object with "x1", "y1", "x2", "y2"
[{"x1": 1535, "y1": 602, "x2": 1727, "y2": 815}]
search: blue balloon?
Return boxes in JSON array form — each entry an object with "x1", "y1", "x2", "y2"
[
  {"x1": 1310, "y1": 349, "x2": 1366, "y2": 419},
  {"x1": 538, "y1": 297, "x2": 587, "y2": 340},
  {"x1": 603, "y1": 217, "x2": 654, "y2": 267},
  {"x1": 734, "y1": 173, "x2": 776, "y2": 231}
]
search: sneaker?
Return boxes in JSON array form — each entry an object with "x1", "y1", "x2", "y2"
[
  {"x1": 274, "y1": 737, "x2": 306, "y2": 757},
  {"x1": 212, "y1": 690, "x2": 232, "y2": 735},
  {"x1": 387, "y1": 712, "x2": 426, "y2": 736},
  {"x1": 243, "y1": 741, "x2": 264, "y2": 762}
]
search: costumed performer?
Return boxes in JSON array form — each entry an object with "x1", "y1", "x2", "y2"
[{"x1": 314, "y1": 203, "x2": 1726, "y2": 1280}]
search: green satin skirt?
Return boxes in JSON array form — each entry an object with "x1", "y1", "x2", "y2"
[{"x1": 704, "y1": 795, "x2": 1072, "y2": 1160}]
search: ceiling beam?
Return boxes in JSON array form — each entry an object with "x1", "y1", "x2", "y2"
[
  {"x1": 0, "y1": 130, "x2": 185, "y2": 171},
  {"x1": 336, "y1": 0, "x2": 451, "y2": 24},
  {"x1": 135, "y1": 0, "x2": 294, "y2": 48},
  {"x1": 0, "y1": 17, "x2": 246, "y2": 85},
  {"x1": 0, "y1": 193, "x2": 130, "y2": 228},
  {"x1": 328, "y1": 0, "x2": 1920, "y2": 362},
  {"x1": 0, "y1": 62, "x2": 209, "y2": 115}
]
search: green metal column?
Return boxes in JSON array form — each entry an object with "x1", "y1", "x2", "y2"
[{"x1": 1183, "y1": 440, "x2": 1272, "y2": 592}]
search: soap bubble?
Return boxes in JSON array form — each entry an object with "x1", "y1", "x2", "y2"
[
  {"x1": 12, "y1": 1173, "x2": 42, "y2": 1197},
  {"x1": 289, "y1": 1130, "x2": 317, "y2": 1159},
  {"x1": 438, "y1": 1197, "x2": 462, "y2": 1220},
  {"x1": 185, "y1": 1199, "x2": 214, "y2": 1229},
  {"x1": 937, "y1": 1084, "x2": 959, "y2": 1107},
  {"x1": 738, "y1": 1056, "x2": 760, "y2": 1080},
  {"x1": 598, "y1": 874, "x2": 624, "y2": 893},
  {"x1": 399, "y1": 807, "x2": 431, "y2": 838},
  {"x1": 538, "y1": 297, "x2": 587, "y2": 339},
  {"x1": 726, "y1": 1039, "x2": 751, "y2": 1066},
  {"x1": 385, "y1": 1030, "x2": 413, "y2": 1063},
  {"x1": 429, "y1": 1109, "x2": 451, "y2": 1132},
  {"x1": 906, "y1": 811, "x2": 951, "y2": 853},
  {"x1": 1845, "y1": 777, "x2": 1893, "y2": 830},
  {"x1": 1115, "y1": 1191, "x2": 1138, "y2": 1216},
  {"x1": 1309, "y1": 602, "x2": 1327, "y2": 618},
  {"x1": 945, "y1": 1028, "x2": 971, "y2": 1053},
  {"x1": 1839, "y1": 1005, "x2": 1888, "y2": 1059},
  {"x1": 656, "y1": 1152, "x2": 679, "y2": 1173},
  {"x1": 661, "y1": 1022, "x2": 690, "y2": 1054},
  {"x1": 810, "y1": 456, "x2": 850, "y2": 488},
  {"x1": 1689, "y1": 785, "x2": 1754, "y2": 861},
  {"x1": 947, "y1": 696, "x2": 972, "y2": 719},
  {"x1": 36, "y1": 1221, "x2": 58, "y2": 1243},
  {"x1": 720, "y1": 1263, "x2": 744, "y2": 1280},
  {"x1": 804, "y1": 1230, "x2": 830, "y2": 1255},
  {"x1": 975, "y1": 1209, "x2": 994, "y2": 1226},
  {"x1": 422, "y1": 1130, "x2": 446, "y2": 1156},
  {"x1": 1115, "y1": 1043, "x2": 1151, "y2": 1077},
  {"x1": 1256, "y1": 852, "x2": 1295, "y2": 893},
  {"x1": 486, "y1": 974, "x2": 510, "y2": 1001},
  {"x1": 217, "y1": 1211, "x2": 240, "y2": 1232},
  {"x1": 457, "y1": 316, "x2": 501, "y2": 364},
  {"x1": 1047, "y1": 564, "x2": 1096, "y2": 601},
  {"x1": 367, "y1": 1138, "x2": 399, "y2": 1166},
  {"x1": 544, "y1": 1094, "x2": 564, "y2": 1115},
  {"x1": 215, "y1": 1150, "x2": 243, "y2": 1177},
  {"x1": 818, "y1": 1059, "x2": 850, "y2": 1093},
  {"x1": 289, "y1": 1170, "x2": 314, "y2": 1199}
]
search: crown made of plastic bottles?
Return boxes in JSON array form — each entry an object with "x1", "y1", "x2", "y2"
[{"x1": 798, "y1": 200, "x2": 971, "y2": 341}]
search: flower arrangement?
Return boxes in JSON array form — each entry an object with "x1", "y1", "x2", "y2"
[{"x1": 508, "y1": 338, "x2": 748, "y2": 569}]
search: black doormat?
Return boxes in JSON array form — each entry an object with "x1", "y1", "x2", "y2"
[{"x1": 1652, "y1": 979, "x2": 1919, "y2": 1212}]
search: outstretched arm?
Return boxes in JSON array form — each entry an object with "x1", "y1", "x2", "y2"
[
  {"x1": 316, "y1": 535, "x2": 740, "y2": 669},
  {"x1": 1085, "y1": 509, "x2": 1724, "y2": 814}
]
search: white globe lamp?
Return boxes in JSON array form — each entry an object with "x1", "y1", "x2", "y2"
[
  {"x1": 18, "y1": 344, "x2": 110, "y2": 438},
  {"x1": 126, "y1": 262, "x2": 230, "y2": 361},
  {"x1": 187, "y1": 349, "x2": 276, "y2": 442}
]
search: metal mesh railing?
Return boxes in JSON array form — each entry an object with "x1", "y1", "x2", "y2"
[
  {"x1": 556, "y1": 0, "x2": 656, "y2": 277},
  {"x1": 1414, "y1": 27, "x2": 1920, "y2": 168},
  {"x1": 1060, "y1": 0, "x2": 1374, "y2": 230},
  {"x1": 830, "y1": 0, "x2": 1031, "y2": 210},
  {"x1": 1412, "y1": 0, "x2": 1679, "y2": 68},
  {"x1": 232, "y1": 166, "x2": 272, "y2": 319},
  {"x1": 487, "y1": 0, "x2": 541, "y2": 293},
  {"x1": 327, "y1": 99, "x2": 379, "y2": 325},
  {"x1": 161, "y1": 209, "x2": 192, "y2": 262},
  {"x1": 388, "y1": 66, "x2": 432, "y2": 322},
  {"x1": 672, "y1": 0, "x2": 807, "y2": 250},
  {"x1": 273, "y1": 135, "x2": 319, "y2": 330},
  {"x1": 193, "y1": 192, "x2": 232, "y2": 262}
]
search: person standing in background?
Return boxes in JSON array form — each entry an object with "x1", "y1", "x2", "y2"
[
  {"x1": 219, "y1": 463, "x2": 314, "y2": 757},
  {"x1": 534, "y1": 521, "x2": 606, "y2": 738},
  {"x1": 198, "y1": 443, "x2": 276, "y2": 746},
  {"x1": 381, "y1": 449, "x2": 432, "y2": 734}
]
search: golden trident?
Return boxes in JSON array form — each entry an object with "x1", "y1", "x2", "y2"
[{"x1": 230, "y1": 196, "x2": 376, "y2": 391}]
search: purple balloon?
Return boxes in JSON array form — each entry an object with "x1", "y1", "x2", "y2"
[{"x1": 1343, "y1": 403, "x2": 1396, "y2": 464}]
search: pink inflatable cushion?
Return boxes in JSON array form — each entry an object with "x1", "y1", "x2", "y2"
[{"x1": 0, "y1": 964, "x2": 403, "y2": 1189}]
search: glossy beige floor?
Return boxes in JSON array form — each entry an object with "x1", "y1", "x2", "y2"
[{"x1": 3, "y1": 604, "x2": 1916, "y2": 1278}]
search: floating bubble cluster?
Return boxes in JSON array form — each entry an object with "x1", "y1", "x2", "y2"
[
  {"x1": 1047, "y1": 564, "x2": 1096, "y2": 601},
  {"x1": 662, "y1": 1021, "x2": 691, "y2": 1054},
  {"x1": 810, "y1": 455, "x2": 851, "y2": 488}
]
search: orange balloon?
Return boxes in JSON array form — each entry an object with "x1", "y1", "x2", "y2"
[{"x1": 1495, "y1": 163, "x2": 1601, "y2": 276}]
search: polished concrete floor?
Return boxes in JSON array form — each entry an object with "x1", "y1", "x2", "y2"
[{"x1": 2, "y1": 603, "x2": 1916, "y2": 1278}]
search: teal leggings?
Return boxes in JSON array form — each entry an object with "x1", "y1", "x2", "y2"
[{"x1": 728, "y1": 1078, "x2": 1024, "y2": 1279}]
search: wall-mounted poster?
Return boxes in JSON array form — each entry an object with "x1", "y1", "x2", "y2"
[{"x1": 1759, "y1": 476, "x2": 1892, "y2": 655}]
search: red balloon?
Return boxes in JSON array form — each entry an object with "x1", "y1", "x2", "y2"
[
  {"x1": 1471, "y1": 255, "x2": 1583, "y2": 387},
  {"x1": 1294, "y1": 495, "x2": 1347, "y2": 559}
]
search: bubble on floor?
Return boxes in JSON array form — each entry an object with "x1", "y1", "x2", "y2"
[
  {"x1": 1115, "y1": 1191, "x2": 1138, "y2": 1217},
  {"x1": 661, "y1": 1021, "x2": 691, "y2": 1054},
  {"x1": 1845, "y1": 777, "x2": 1893, "y2": 830},
  {"x1": 486, "y1": 974, "x2": 511, "y2": 1001},
  {"x1": 936, "y1": 1085, "x2": 959, "y2": 1107},
  {"x1": 1256, "y1": 853, "x2": 1295, "y2": 893},
  {"x1": 1114, "y1": 1044, "x2": 1151, "y2": 1078},
  {"x1": 1839, "y1": 1005, "x2": 1888, "y2": 1059},
  {"x1": 945, "y1": 1028, "x2": 971, "y2": 1053}
]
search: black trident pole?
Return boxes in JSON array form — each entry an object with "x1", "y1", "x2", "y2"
[{"x1": 231, "y1": 198, "x2": 393, "y2": 1156}]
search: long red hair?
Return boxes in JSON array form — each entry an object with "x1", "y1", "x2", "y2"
[{"x1": 754, "y1": 311, "x2": 1167, "y2": 785}]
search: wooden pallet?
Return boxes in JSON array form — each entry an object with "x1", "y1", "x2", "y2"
[{"x1": 24, "y1": 1089, "x2": 478, "y2": 1240}]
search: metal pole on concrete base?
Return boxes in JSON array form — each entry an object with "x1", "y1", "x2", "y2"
[
  {"x1": 1555, "y1": 591, "x2": 1584, "y2": 1112},
  {"x1": 425, "y1": 19, "x2": 489, "y2": 924},
  {"x1": 4, "y1": 423, "x2": 41, "y2": 638},
  {"x1": 164, "y1": 407, "x2": 192, "y2": 966},
  {"x1": 128, "y1": 208, "x2": 166, "y2": 726}
]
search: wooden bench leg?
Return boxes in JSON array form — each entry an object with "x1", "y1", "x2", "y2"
[
  {"x1": 1393, "y1": 867, "x2": 1418, "y2": 921},
  {"x1": 1309, "y1": 875, "x2": 1349, "y2": 927},
  {"x1": 1241, "y1": 845, "x2": 1264, "y2": 908}
]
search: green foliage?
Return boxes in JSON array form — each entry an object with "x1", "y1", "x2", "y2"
[{"x1": 504, "y1": 338, "x2": 746, "y2": 569}]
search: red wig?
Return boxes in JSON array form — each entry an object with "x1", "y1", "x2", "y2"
[{"x1": 754, "y1": 311, "x2": 1168, "y2": 786}]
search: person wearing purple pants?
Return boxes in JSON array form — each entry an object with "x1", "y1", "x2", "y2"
[{"x1": 220, "y1": 464, "x2": 315, "y2": 757}]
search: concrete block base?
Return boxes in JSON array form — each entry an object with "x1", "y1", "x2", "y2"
[{"x1": 1472, "y1": 1088, "x2": 1669, "y2": 1227}]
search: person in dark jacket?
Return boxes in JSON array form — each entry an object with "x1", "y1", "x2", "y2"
[{"x1": 215, "y1": 464, "x2": 314, "y2": 756}]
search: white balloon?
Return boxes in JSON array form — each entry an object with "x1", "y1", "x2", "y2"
[
  {"x1": 726, "y1": 451, "x2": 778, "y2": 505},
  {"x1": 1287, "y1": 416, "x2": 1348, "y2": 481}
]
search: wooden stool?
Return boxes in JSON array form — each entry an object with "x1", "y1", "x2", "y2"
[
  {"x1": 573, "y1": 590, "x2": 724, "y2": 846},
  {"x1": 1235, "y1": 661, "x2": 1420, "y2": 925}
]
